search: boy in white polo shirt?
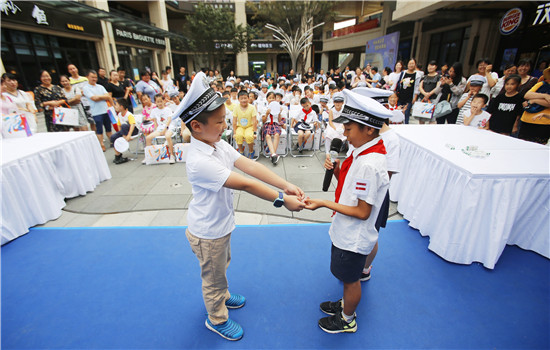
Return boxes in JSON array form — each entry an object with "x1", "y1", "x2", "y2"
[
  {"x1": 305, "y1": 89, "x2": 391, "y2": 334},
  {"x1": 174, "y1": 72, "x2": 305, "y2": 341}
]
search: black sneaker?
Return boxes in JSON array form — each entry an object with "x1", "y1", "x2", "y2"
[
  {"x1": 271, "y1": 154, "x2": 276, "y2": 164},
  {"x1": 274, "y1": 155, "x2": 280, "y2": 164},
  {"x1": 298, "y1": 146, "x2": 303, "y2": 154},
  {"x1": 320, "y1": 299, "x2": 343, "y2": 315},
  {"x1": 114, "y1": 156, "x2": 129, "y2": 164},
  {"x1": 318, "y1": 313, "x2": 357, "y2": 334},
  {"x1": 360, "y1": 271, "x2": 371, "y2": 282},
  {"x1": 360, "y1": 266, "x2": 372, "y2": 282}
]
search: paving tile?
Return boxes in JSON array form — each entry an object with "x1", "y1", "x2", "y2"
[
  {"x1": 283, "y1": 155, "x2": 325, "y2": 174},
  {"x1": 106, "y1": 176, "x2": 163, "y2": 196},
  {"x1": 151, "y1": 210, "x2": 186, "y2": 226},
  {"x1": 234, "y1": 212, "x2": 263, "y2": 225},
  {"x1": 64, "y1": 194, "x2": 98, "y2": 212},
  {"x1": 147, "y1": 177, "x2": 193, "y2": 195},
  {"x1": 35, "y1": 211, "x2": 79, "y2": 227},
  {"x1": 285, "y1": 173, "x2": 331, "y2": 193},
  {"x1": 91, "y1": 212, "x2": 147, "y2": 227},
  {"x1": 82, "y1": 195, "x2": 144, "y2": 214},
  {"x1": 64, "y1": 213, "x2": 103, "y2": 227},
  {"x1": 133, "y1": 194, "x2": 190, "y2": 211}
]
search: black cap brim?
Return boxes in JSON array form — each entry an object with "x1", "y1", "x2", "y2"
[
  {"x1": 332, "y1": 116, "x2": 351, "y2": 124},
  {"x1": 205, "y1": 96, "x2": 227, "y2": 112}
]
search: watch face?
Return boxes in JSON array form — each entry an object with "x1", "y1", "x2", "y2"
[{"x1": 274, "y1": 199, "x2": 284, "y2": 208}]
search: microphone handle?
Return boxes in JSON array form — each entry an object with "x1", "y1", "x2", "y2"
[{"x1": 322, "y1": 161, "x2": 337, "y2": 192}]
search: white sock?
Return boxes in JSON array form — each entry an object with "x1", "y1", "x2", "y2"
[
  {"x1": 341, "y1": 311, "x2": 355, "y2": 323},
  {"x1": 363, "y1": 266, "x2": 371, "y2": 274}
]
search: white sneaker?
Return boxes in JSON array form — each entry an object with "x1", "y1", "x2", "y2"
[
  {"x1": 142, "y1": 159, "x2": 147, "y2": 165},
  {"x1": 169, "y1": 155, "x2": 175, "y2": 164}
]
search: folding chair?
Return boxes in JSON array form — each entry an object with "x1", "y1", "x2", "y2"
[{"x1": 261, "y1": 123, "x2": 288, "y2": 158}]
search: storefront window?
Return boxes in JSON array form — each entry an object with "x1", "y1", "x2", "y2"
[
  {"x1": 428, "y1": 27, "x2": 469, "y2": 66},
  {"x1": 2, "y1": 29, "x2": 99, "y2": 90}
]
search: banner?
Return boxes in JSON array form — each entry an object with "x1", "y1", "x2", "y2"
[{"x1": 364, "y1": 32, "x2": 400, "y2": 71}]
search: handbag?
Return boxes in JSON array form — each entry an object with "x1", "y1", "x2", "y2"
[
  {"x1": 1, "y1": 113, "x2": 32, "y2": 138},
  {"x1": 434, "y1": 100, "x2": 453, "y2": 119},
  {"x1": 411, "y1": 101, "x2": 435, "y2": 119},
  {"x1": 53, "y1": 102, "x2": 79, "y2": 126},
  {"x1": 144, "y1": 144, "x2": 171, "y2": 165}
]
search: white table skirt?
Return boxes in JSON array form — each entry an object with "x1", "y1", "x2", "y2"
[
  {"x1": 389, "y1": 125, "x2": 549, "y2": 269},
  {"x1": 1, "y1": 132, "x2": 111, "y2": 244}
]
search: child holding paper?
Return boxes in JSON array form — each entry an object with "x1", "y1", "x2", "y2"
[{"x1": 262, "y1": 91, "x2": 284, "y2": 164}]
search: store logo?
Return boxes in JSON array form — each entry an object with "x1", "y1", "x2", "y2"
[
  {"x1": 32, "y1": 5, "x2": 48, "y2": 25},
  {"x1": 533, "y1": 2, "x2": 550, "y2": 26},
  {"x1": 67, "y1": 23, "x2": 84, "y2": 32},
  {"x1": 500, "y1": 8, "x2": 522, "y2": 35},
  {"x1": 0, "y1": 0, "x2": 21, "y2": 15}
]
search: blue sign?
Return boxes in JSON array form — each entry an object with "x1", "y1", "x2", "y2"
[{"x1": 364, "y1": 32, "x2": 400, "y2": 70}]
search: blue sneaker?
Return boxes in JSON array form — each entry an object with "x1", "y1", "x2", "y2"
[
  {"x1": 248, "y1": 151, "x2": 256, "y2": 159},
  {"x1": 205, "y1": 318, "x2": 243, "y2": 341},
  {"x1": 225, "y1": 293, "x2": 246, "y2": 309}
]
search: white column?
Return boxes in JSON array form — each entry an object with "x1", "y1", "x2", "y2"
[
  {"x1": 320, "y1": 52, "x2": 329, "y2": 72},
  {"x1": 148, "y1": 0, "x2": 171, "y2": 74},
  {"x1": 87, "y1": 0, "x2": 118, "y2": 71},
  {"x1": 234, "y1": 0, "x2": 249, "y2": 77}
]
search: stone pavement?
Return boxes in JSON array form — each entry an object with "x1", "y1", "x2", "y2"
[{"x1": 35, "y1": 109, "x2": 406, "y2": 229}]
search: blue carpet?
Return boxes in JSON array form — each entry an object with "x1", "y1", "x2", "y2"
[{"x1": 2, "y1": 221, "x2": 549, "y2": 350}]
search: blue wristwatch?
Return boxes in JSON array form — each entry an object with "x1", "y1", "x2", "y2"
[{"x1": 273, "y1": 192, "x2": 284, "y2": 208}]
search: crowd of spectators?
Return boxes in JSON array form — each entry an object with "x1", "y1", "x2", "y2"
[{"x1": 2, "y1": 57, "x2": 549, "y2": 147}]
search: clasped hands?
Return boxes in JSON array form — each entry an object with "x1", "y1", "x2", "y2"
[{"x1": 283, "y1": 157, "x2": 340, "y2": 212}]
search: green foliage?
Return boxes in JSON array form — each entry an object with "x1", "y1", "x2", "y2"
[
  {"x1": 247, "y1": 1, "x2": 335, "y2": 36},
  {"x1": 185, "y1": 2, "x2": 251, "y2": 68}
]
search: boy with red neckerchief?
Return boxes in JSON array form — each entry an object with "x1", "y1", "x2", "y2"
[
  {"x1": 291, "y1": 98, "x2": 320, "y2": 153},
  {"x1": 305, "y1": 88, "x2": 391, "y2": 334}
]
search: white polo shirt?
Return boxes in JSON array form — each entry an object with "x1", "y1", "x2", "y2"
[
  {"x1": 186, "y1": 136, "x2": 241, "y2": 239},
  {"x1": 329, "y1": 137, "x2": 390, "y2": 255},
  {"x1": 380, "y1": 128, "x2": 400, "y2": 174}
]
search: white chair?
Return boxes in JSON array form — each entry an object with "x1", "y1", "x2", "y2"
[{"x1": 129, "y1": 114, "x2": 145, "y2": 160}]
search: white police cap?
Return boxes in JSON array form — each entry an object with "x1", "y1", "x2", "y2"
[
  {"x1": 174, "y1": 71, "x2": 227, "y2": 124},
  {"x1": 332, "y1": 89, "x2": 392, "y2": 129}
]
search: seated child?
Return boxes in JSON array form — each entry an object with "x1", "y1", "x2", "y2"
[
  {"x1": 139, "y1": 93, "x2": 156, "y2": 135},
  {"x1": 487, "y1": 74, "x2": 524, "y2": 135},
  {"x1": 110, "y1": 97, "x2": 138, "y2": 164},
  {"x1": 230, "y1": 87, "x2": 239, "y2": 105},
  {"x1": 233, "y1": 90, "x2": 258, "y2": 158},
  {"x1": 324, "y1": 94, "x2": 346, "y2": 155},
  {"x1": 263, "y1": 91, "x2": 284, "y2": 165},
  {"x1": 385, "y1": 93, "x2": 405, "y2": 124},
  {"x1": 291, "y1": 98, "x2": 319, "y2": 153},
  {"x1": 145, "y1": 93, "x2": 175, "y2": 163},
  {"x1": 463, "y1": 93, "x2": 491, "y2": 129}
]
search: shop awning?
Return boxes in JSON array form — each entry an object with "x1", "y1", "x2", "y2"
[{"x1": 40, "y1": 0, "x2": 189, "y2": 42}]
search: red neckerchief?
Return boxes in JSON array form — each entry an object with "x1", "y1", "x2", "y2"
[
  {"x1": 302, "y1": 108, "x2": 312, "y2": 123},
  {"x1": 269, "y1": 114, "x2": 274, "y2": 124},
  {"x1": 334, "y1": 139, "x2": 386, "y2": 205}
]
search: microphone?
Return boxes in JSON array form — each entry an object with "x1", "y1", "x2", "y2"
[{"x1": 322, "y1": 138, "x2": 343, "y2": 192}]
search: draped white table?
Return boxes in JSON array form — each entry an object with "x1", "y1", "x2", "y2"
[
  {"x1": 389, "y1": 125, "x2": 549, "y2": 269},
  {"x1": 1, "y1": 132, "x2": 111, "y2": 244}
]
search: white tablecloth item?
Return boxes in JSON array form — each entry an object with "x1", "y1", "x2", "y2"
[
  {"x1": 389, "y1": 125, "x2": 549, "y2": 269},
  {"x1": 1, "y1": 132, "x2": 111, "y2": 244}
]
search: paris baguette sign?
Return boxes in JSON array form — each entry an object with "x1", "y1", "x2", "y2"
[{"x1": 500, "y1": 8, "x2": 523, "y2": 35}]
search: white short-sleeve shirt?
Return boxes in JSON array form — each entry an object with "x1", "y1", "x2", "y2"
[
  {"x1": 329, "y1": 137, "x2": 390, "y2": 255},
  {"x1": 150, "y1": 107, "x2": 174, "y2": 130},
  {"x1": 380, "y1": 128, "x2": 400, "y2": 174},
  {"x1": 463, "y1": 110, "x2": 491, "y2": 129},
  {"x1": 294, "y1": 109, "x2": 318, "y2": 124},
  {"x1": 186, "y1": 136, "x2": 242, "y2": 239}
]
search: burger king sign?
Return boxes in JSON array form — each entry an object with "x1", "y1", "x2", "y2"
[{"x1": 500, "y1": 8, "x2": 523, "y2": 35}]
